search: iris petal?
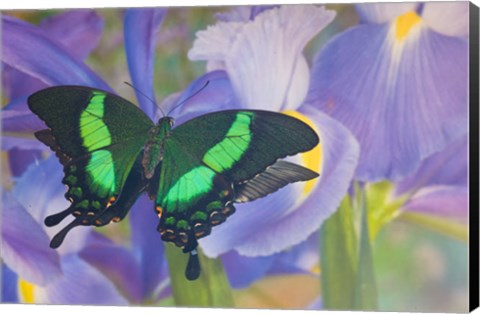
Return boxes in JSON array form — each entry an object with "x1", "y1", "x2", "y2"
[
  {"x1": 12, "y1": 156, "x2": 90, "y2": 255},
  {"x1": 396, "y1": 135, "x2": 467, "y2": 195},
  {"x1": 124, "y1": 8, "x2": 167, "y2": 120},
  {"x1": 355, "y1": 3, "x2": 418, "y2": 24},
  {"x1": 188, "y1": 21, "x2": 243, "y2": 68},
  {"x1": 402, "y1": 186, "x2": 468, "y2": 223},
  {"x1": 225, "y1": 5, "x2": 334, "y2": 111},
  {"x1": 3, "y1": 65, "x2": 45, "y2": 101},
  {"x1": 129, "y1": 194, "x2": 168, "y2": 301},
  {"x1": 171, "y1": 70, "x2": 237, "y2": 124},
  {"x1": 40, "y1": 10, "x2": 104, "y2": 60},
  {"x1": 34, "y1": 254, "x2": 128, "y2": 305},
  {"x1": 2, "y1": 136, "x2": 45, "y2": 151},
  {"x1": 1, "y1": 16, "x2": 110, "y2": 90},
  {"x1": 8, "y1": 148, "x2": 42, "y2": 178},
  {"x1": 189, "y1": 5, "x2": 335, "y2": 111},
  {"x1": 1, "y1": 265, "x2": 19, "y2": 302},
  {"x1": 79, "y1": 233, "x2": 143, "y2": 303},
  {"x1": 284, "y1": 56, "x2": 310, "y2": 110},
  {"x1": 308, "y1": 297, "x2": 323, "y2": 310},
  {"x1": 1, "y1": 192, "x2": 62, "y2": 286},
  {"x1": 2, "y1": 108, "x2": 46, "y2": 132},
  {"x1": 221, "y1": 251, "x2": 274, "y2": 289},
  {"x1": 308, "y1": 22, "x2": 468, "y2": 181},
  {"x1": 267, "y1": 232, "x2": 319, "y2": 275},
  {"x1": 422, "y1": 2, "x2": 469, "y2": 37}
]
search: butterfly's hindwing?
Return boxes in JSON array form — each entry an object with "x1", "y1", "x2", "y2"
[
  {"x1": 34, "y1": 129, "x2": 72, "y2": 166},
  {"x1": 155, "y1": 135, "x2": 236, "y2": 248},
  {"x1": 28, "y1": 86, "x2": 154, "y2": 247}
]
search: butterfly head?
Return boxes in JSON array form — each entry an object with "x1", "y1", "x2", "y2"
[{"x1": 157, "y1": 116, "x2": 175, "y2": 128}]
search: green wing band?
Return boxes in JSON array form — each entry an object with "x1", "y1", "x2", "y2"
[
  {"x1": 80, "y1": 92, "x2": 112, "y2": 151},
  {"x1": 171, "y1": 110, "x2": 319, "y2": 183},
  {"x1": 203, "y1": 112, "x2": 252, "y2": 172},
  {"x1": 85, "y1": 150, "x2": 117, "y2": 198},
  {"x1": 161, "y1": 166, "x2": 216, "y2": 212}
]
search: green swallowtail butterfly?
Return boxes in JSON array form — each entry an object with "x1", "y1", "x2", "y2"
[{"x1": 28, "y1": 86, "x2": 319, "y2": 280}]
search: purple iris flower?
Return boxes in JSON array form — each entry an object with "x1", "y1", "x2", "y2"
[
  {"x1": 307, "y1": 2, "x2": 469, "y2": 182},
  {"x1": 182, "y1": 4, "x2": 360, "y2": 260}
]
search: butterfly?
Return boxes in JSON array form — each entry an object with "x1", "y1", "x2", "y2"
[{"x1": 27, "y1": 85, "x2": 319, "y2": 280}]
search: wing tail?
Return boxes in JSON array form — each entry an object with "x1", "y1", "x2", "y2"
[{"x1": 234, "y1": 160, "x2": 318, "y2": 203}]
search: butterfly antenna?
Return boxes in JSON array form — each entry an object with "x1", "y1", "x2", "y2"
[
  {"x1": 166, "y1": 80, "x2": 210, "y2": 117},
  {"x1": 124, "y1": 81, "x2": 166, "y2": 117}
]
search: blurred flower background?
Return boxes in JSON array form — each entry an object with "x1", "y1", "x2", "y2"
[{"x1": 0, "y1": 2, "x2": 470, "y2": 312}]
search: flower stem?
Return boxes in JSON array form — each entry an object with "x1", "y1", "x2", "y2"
[
  {"x1": 320, "y1": 196, "x2": 357, "y2": 309},
  {"x1": 353, "y1": 188, "x2": 378, "y2": 310}
]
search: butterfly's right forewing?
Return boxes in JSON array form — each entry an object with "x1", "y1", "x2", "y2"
[{"x1": 154, "y1": 110, "x2": 320, "y2": 249}]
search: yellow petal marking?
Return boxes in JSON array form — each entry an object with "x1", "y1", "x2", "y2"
[
  {"x1": 395, "y1": 11, "x2": 422, "y2": 41},
  {"x1": 283, "y1": 110, "x2": 322, "y2": 195}
]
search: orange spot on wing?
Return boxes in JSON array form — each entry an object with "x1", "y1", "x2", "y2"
[
  {"x1": 106, "y1": 196, "x2": 117, "y2": 207},
  {"x1": 156, "y1": 206, "x2": 163, "y2": 218}
]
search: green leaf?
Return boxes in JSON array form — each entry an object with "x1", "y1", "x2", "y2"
[
  {"x1": 320, "y1": 196, "x2": 358, "y2": 309},
  {"x1": 320, "y1": 190, "x2": 378, "y2": 310},
  {"x1": 164, "y1": 244, "x2": 234, "y2": 307},
  {"x1": 353, "y1": 190, "x2": 378, "y2": 310}
]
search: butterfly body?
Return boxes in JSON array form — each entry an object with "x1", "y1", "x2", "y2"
[
  {"x1": 28, "y1": 86, "x2": 320, "y2": 280},
  {"x1": 142, "y1": 117, "x2": 172, "y2": 179}
]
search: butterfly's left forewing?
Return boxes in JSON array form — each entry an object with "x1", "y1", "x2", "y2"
[{"x1": 28, "y1": 86, "x2": 154, "y2": 247}]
